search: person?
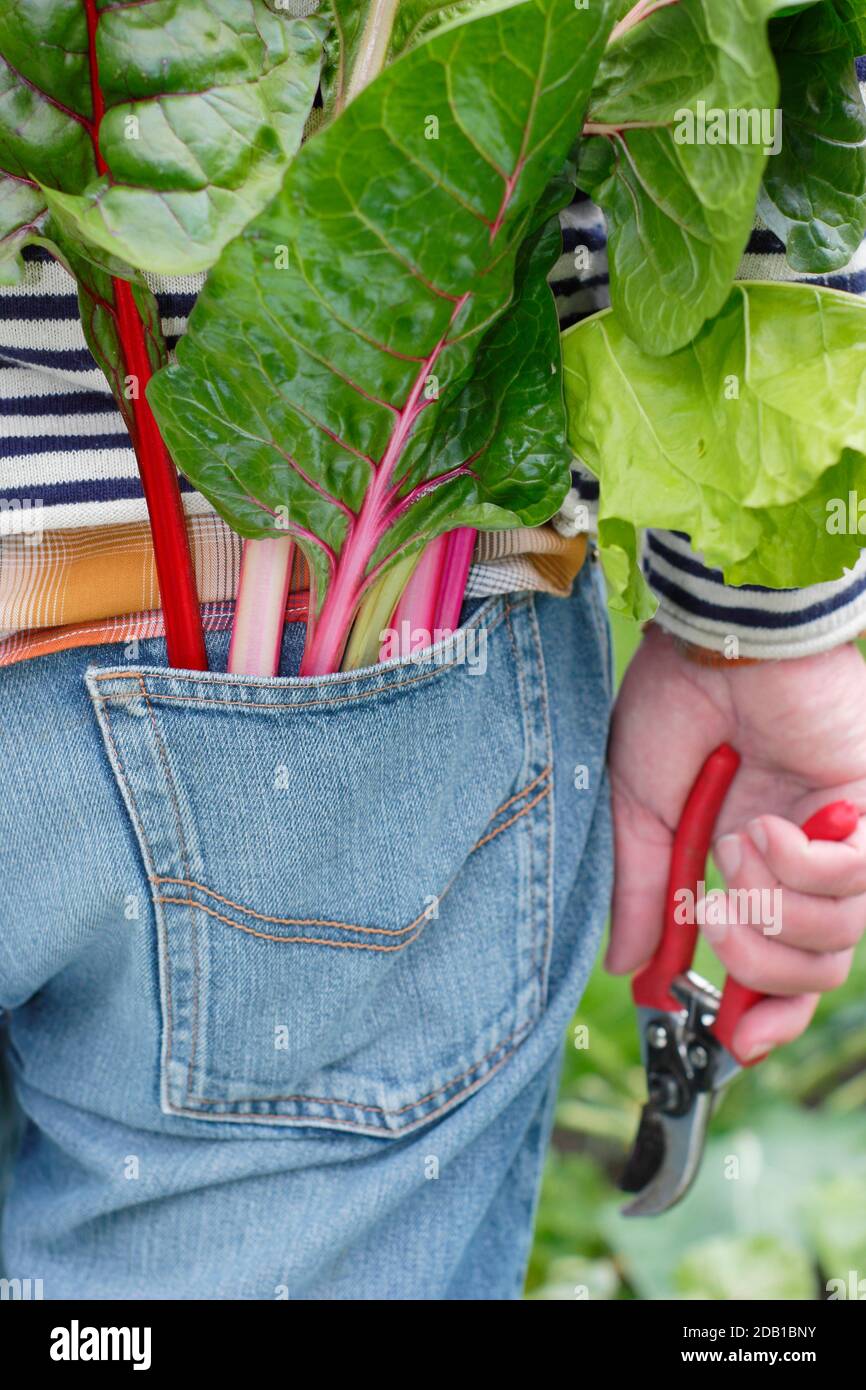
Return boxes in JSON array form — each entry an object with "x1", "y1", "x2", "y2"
[{"x1": 1, "y1": 178, "x2": 865, "y2": 1299}]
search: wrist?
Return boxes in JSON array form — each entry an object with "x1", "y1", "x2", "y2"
[
  {"x1": 644, "y1": 533, "x2": 866, "y2": 662},
  {"x1": 671, "y1": 632, "x2": 762, "y2": 668}
]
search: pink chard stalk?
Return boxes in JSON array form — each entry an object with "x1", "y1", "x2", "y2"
[
  {"x1": 381, "y1": 534, "x2": 449, "y2": 661},
  {"x1": 297, "y1": 293, "x2": 474, "y2": 678},
  {"x1": 229, "y1": 2, "x2": 401, "y2": 676},
  {"x1": 228, "y1": 536, "x2": 295, "y2": 676},
  {"x1": 433, "y1": 528, "x2": 477, "y2": 635}
]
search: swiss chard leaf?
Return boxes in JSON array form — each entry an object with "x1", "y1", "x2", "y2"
[
  {"x1": 760, "y1": 0, "x2": 866, "y2": 272},
  {"x1": 838, "y1": 0, "x2": 866, "y2": 46},
  {"x1": 0, "y1": 0, "x2": 325, "y2": 281},
  {"x1": 148, "y1": 0, "x2": 618, "y2": 673},
  {"x1": 577, "y1": 0, "x2": 804, "y2": 355},
  {"x1": 562, "y1": 280, "x2": 866, "y2": 611},
  {"x1": 0, "y1": 0, "x2": 323, "y2": 671}
]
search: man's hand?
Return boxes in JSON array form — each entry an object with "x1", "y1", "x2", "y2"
[{"x1": 607, "y1": 626, "x2": 866, "y2": 1062}]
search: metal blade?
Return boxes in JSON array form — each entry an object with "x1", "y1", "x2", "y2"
[
  {"x1": 619, "y1": 1103, "x2": 667, "y2": 1194},
  {"x1": 620, "y1": 1092, "x2": 714, "y2": 1217}
]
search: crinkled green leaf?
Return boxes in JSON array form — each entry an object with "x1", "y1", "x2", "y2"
[
  {"x1": 835, "y1": 0, "x2": 866, "y2": 50},
  {"x1": 577, "y1": 0, "x2": 789, "y2": 354},
  {"x1": 760, "y1": 0, "x2": 866, "y2": 272},
  {"x1": 563, "y1": 280, "x2": 866, "y2": 613},
  {"x1": 725, "y1": 448, "x2": 866, "y2": 585},
  {"x1": 370, "y1": 215, "x2": 575, "y2": 567},
  {"x1": 148, "y1": 0, "x2": 617, "y2": 644},
  {"x1": 0, "y1": 0, "x2": 324, "y2": 280},
  {"x1": 0, "y1": 179, "x2": 47, "y2": 285},
  {"x1": 597, "y1": 516, "x2": 656, "y2": 621}
]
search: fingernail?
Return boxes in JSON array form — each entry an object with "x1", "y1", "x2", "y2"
[
  {"x1": 747, "y1": 818, "x2": 769, "y2": 855},
  {"x1": 714, "y1": 833, "x2": 742, "y2": 881},
  {"x1": 744, "y1": 1041, "x2": 773, "y2": 1062}
]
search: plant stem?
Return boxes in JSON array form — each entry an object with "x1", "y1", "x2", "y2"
[
  {"x1": 343, "y1": 0, "x2": 400, "y2": 108},
  {"x1": 228, "y1": 1, "x2": 402, "y2": 677},
  {"x1": 298, "y1": 481, "x2": 389, "y2": 675},
  {"x1": 382, "y1": 533, "x2": 449, "y2": 660},
  {"x1": 228, "y1": 537, "x2": 295, "y2": 675},
  {"x1": 343, "y1": 550, "x2": 420, "y2": 669},
  {"x1": 112, "y1": 279, "x2": 208, "y2": 670},
  {"x1": 609, "y1": 0, "x2": 679, "y2": 44},
  {"x1": 434, "y1": 528, "x2": 477, "y2": 633}
]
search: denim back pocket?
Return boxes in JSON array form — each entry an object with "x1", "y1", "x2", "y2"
[{"x1": 85, "y1": 594, "x2": 554, "y2": 1137}]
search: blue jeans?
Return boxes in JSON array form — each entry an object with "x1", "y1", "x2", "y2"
[{"x1": 0, "y1": 569, "x2": 613, "y2": 1299}]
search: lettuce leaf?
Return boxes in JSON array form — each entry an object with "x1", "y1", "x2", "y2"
[{"x1": 562, "y1": 280, "x2": 866, "y2": 613}]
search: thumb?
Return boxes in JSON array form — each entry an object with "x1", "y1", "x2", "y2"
[{"x1": 606, "y1": 777, "x2": 672, "y2": 975}]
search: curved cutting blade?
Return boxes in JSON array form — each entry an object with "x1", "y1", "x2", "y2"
[{"x1": 620, "y1": 1092, "x2": 714, "y2": 1217}]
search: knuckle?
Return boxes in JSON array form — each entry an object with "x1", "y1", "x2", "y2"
[
  {"x1": 821, "y1": 950, "x2": 853, "y2": 992},
  {"x1": 828, "y1": 912, "x2": 866, "y2": 952}
]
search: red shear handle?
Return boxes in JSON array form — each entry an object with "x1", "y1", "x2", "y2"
[
  {"x1": 712, "y1": 798, "x2": 860, "y2": 1061},
  {"x1": 633, "y1": 744, "x2": 741, "y2": 1012},
  {"x1": 632, "y1": 742, "x2": 861, "y2": 1041}
]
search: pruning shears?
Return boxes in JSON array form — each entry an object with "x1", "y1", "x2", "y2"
[{"x1": 620, "y1": 742, "x2": 859, "y2": 1217}]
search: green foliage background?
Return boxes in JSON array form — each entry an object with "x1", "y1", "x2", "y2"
[{"x1": 527, "y1": 616, "x2": 866, "y2": 1301}]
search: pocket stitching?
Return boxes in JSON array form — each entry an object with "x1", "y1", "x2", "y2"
[
  {"x1": 526, "y1": 597, "x2": 556, "y2": 1011},
  {"x1": 503, "y1": 601, "x2": 540, "y2": 1001},
  {"x1": 88, "y1": 601, "x2": 517, "y2": 707},
  {"x1": 463, "y1": 784, "x2": 550, "y2": 853},
  {"x1": 97, "y1": 694, "x2": 179, "y2": 1112},
  {"x1": 157, "y1": 778, "x2": 551, "y2": 1122},
  {"x1": 486, "y1": 764, "x2": 549, "y2": 823},
  {"x1": 138, "y1": 674, "x2": 203, "y2": 1099},
  {"x1": 155, "y1": 895, "x2": 428, "y2": 951},
  {"x1": 147, "y1": 767, "x2": 551, "y2": 940},
  {"x1": 151, "y1": 785, "x2": 552, "y2": 951},
  {"x1": 179, "y1": 1017, "x2": 535, "y2": 1119}
]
